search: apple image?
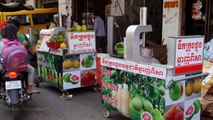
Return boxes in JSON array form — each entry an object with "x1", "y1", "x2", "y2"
[{"x1": 169, "y1": 82, "x2": 183, "y2": 101}]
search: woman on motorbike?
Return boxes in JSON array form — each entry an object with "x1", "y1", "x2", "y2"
[{"x1": 0, "y1": 23, "x2": 40, "y2": 94}]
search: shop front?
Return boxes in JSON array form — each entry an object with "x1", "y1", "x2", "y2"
[{"x1": 182, "y1": 0, "x2": 213, "y2": 42}]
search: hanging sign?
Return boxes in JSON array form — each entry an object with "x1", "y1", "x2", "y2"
[
  {"x1": 174, "y1": 36, "x2": 204, "y2": 75},
  {"x1": 67, "y1": 31, "x2": 96, "y2": 54}
]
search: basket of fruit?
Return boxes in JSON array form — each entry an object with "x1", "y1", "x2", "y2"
[
  {"x1": 46, "y1": 41, "x2": 63, "y2": 49},
  {"x1": 46, "y1": 34, "x2": 65, "y2": 49}
]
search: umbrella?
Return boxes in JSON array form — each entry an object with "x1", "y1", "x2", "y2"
[{"x1": 0, "y1": 2, "x2": 34, "y2": 12}]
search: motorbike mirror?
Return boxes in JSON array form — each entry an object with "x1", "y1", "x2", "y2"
[
  {"x1": 9, "y1": 72, "x2": 17, "y2": 79},
  {"x1": 25, "y1": 34, "x2": 30, "y2": 39}
]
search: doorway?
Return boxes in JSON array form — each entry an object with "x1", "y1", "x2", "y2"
[
  {"x1": 184, "y1": 0, "x2": 206, "y2": 37},
  {"x1": 183, "y1": 0, "x2": 213, "y2": 42},
  {"x1": 72, "y1": 0, "x2": 110, "y2": 25}
]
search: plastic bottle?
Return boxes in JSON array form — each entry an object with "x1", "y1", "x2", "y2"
[
  {"x1": 58, "y1": 73, "x2": 62, "y2": 87},
  {"x1": 54, "y1": 71, "x2": 58, "y2": 84},
  {"x1": 112, "y1": 89, "x2": 117, "y2": 108},
  {"x1": 121, "y1": 84, "x2": 130, "y2": 117},
  {"x1": 116, "y1": 84, "x2": 122, "y2": 112},
  {"x1": 38, "y1": 65, "x2": 41, "y2": 77}
]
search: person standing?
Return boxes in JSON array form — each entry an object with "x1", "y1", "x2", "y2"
[
  {"x1": 71, "y1": 15, "x2": 79, "y2": 27},
  {"x1": 94, "y1": 12, "x2": 106, "y2": 53}
]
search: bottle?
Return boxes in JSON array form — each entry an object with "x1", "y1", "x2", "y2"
[
  {"x1": 58, "y1": 73, "x2": 62, "y2": 87},
  {"x1": 121, "y1": 84, "x2": 130, "y2": 117},
  {"x1": 55, "y1": 71, "x2": 58, "y2": 84},
  {"x1": 38, "y1": 65, "x2": 41, "y2": 77},
  {"x1": 112, "y1": 89, "x2": 117, "y2": 108},
  {"x1": 116, "y1": 84, "x2": 122, "y2": 112},
  {"x1": 44, "y1": 67, "x2": 48, "y2": 80}
]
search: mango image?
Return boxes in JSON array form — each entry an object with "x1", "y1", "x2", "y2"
[
  {"x1": 192, "y1": 79, "x2": 201, "y2": 93},
  {"x1": 143, "y1": 99, "x2": 154, "y2": 112},
  {"x1": 72, "y1": 59, "x2": 80, "y2": 69},
  {"x1": 63, "y1": 59, "x2": 72, "y2": 69},
  {"x1": 131, "y1": 96, "x2": 143, "y2": 111},
  {"x1": 151, "y1": 109, "x2": 164, "y2": 120},
  {"x1": 186, "y1": 82, "x2": 193, "y2": 96}
]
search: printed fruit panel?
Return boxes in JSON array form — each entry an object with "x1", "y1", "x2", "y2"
[
  {"x1": 63, "y1": 71, "x2": 81, "y2": 89},
  {"x1": 165, "y1": 80, "x2": 185, "y2": 106},
  {"x1": 63, "y1": 54, "x2": 80, "y2": 72},
  {"x1": 37, "y1": 52, "x2": 63, "y2": 88},
  {"x1": 80, "y1": 53, "x2": 96, "y2": 70},
  {"x1": 184, "y1": 98, "x2": 201, "y2": 120},
  {"x1": 80, "y1": 69, "x2": 97, "y2": 86},
  {"x1": 185, "y1": 78, "x2": 201, "y2": 100},
  {"x1": 165, "y1": 103, "x2": 184, "y2": 120},
  {"x1": 101, "y1": 67, "x2": 166, "y2": 120}
]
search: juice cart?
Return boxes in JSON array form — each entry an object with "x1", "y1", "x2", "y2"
[
  {"x1": 101, "y1": 24, "x2": 208, "y2": 120},
  {"x1": 36, "y1": 27, "x2": 97, "y2": 92}
]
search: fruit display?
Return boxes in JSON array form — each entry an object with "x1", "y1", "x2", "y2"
[
  {"x1": 76, "y1": 25, "x2": 82, "y2": 32},
  {"x1": 102, "y1": 69, "x2": 165, "y2": 120},
  {"x1": 67, "y1": 26, "x2": 75, "y2": 32},
  {"x1": 60, "y1": 42, "x2": 67, "y2": 48},
  {"x1": 37, "y1": 52, "x2": 63, "y2": 88},
  {"x1": 82, "y1": 55, "x2": 94, "y2": 68},
  {"x1": 37, "y1": 28, "x2": 96, "y2": 90},
  {"x1": 48, "y1": 34, "x2": 65, "y2": 43},
  {"x1": 81, "y1": 70, "x2": 96, "y2": 86},
  {"x1": 67, "y1": 24, "x2": 88, "y2": 32},
  {"x1": 63, "y1": 55, "x2": 80, "y2": 70},
  {"x1": 45, "y1": 33, "x2": 67, "y2": 49},
  {"x1": 185, "y1": 78, "x2": 201, "y2": 97},
  {"x1": 169, "y1": 82, "x2": 183, "y2": 101},
  {"x1": 37, "y1": 39, "x2": 42, "y2": 45},
  {"x1": 166, "y1": 105, "x2": 184, "y2": 120},
  {"x1": 70, "y1": 75, "x2": 80, "y2": 84},
  {"x1": 61, "y1": 53, "x2": 97, "y2": 89},
  {"x1": 81, "y1": 24, "x2": 87, "y2": 31},
  {"x1": 185, "y1": 100, "x2": 201, "y2": 120},
  {"x1": 63, "y1": 73, "x2": 80, "y2": 84}
]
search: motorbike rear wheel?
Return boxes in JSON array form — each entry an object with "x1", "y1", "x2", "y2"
[{"x1": 11, "y1": 104, "x2": 20, "y2": 120}]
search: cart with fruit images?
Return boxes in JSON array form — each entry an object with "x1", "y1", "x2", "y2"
[
  {"x1": 36, "y1": 27, "x2": 97, "y2": 93},
  {"x1": 100, "y1": 24, "x2": 208, "y2": 120}
]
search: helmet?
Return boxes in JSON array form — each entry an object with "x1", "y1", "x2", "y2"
[{"x1": 8, "y1": 16, "x2": 21, "y2": 29}]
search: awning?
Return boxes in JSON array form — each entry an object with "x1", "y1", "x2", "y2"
[{"x1": 0, "y1": 2, "x2": 34, "y2": 12}]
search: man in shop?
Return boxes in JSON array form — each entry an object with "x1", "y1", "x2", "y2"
[
  {"x1": 46, "y1": 18, "x2": 56, "y2": 29},
  {"x1": 94, "y1": 12, "x2": 106, "y2": 53},
  {"x1": 71, "y1": 15, "x2": 79, "y2": 28}
]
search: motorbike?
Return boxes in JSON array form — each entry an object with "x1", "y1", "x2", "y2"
[{"x1": 0, "y1": 70, "x2": 32, "y2": 120}]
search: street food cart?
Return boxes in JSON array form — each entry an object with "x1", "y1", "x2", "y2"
[
  {"x1": 36, "y1": 27, "x2": 97, "y2": 91},
  {"x1": 100, "y1": 24, "x2": 208, "y2": 120}
]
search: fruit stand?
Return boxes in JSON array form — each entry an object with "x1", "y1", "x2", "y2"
[
  {"x1": 36, "y1": 27, "x2": 97, "y2": 91},
  {"x1": 100, "y1": 24, "x2": 208, "y2": 120}
]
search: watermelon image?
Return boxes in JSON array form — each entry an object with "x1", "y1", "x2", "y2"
[
  {"x1": 185, "y1": 105, "x2": 195, "y2": 120},
  {"x1": 70, "y1": 75, "x2": 79, "y2": 84},
  {"x1": 141, "y1": 112, "x2": 153, "y2": 120},
  {"x1": 166, "y1": 105, "x2": 183, "y2": 120}
]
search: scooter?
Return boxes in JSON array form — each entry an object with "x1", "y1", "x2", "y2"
[{"x1": 0, "y1": 70, "x2": 32, "y2": 120}]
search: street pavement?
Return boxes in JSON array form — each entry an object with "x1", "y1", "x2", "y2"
[{"x1": 0, "y1": 81, "x2": 130, "y2": 120}]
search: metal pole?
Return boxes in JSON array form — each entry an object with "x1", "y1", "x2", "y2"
[{"x1": 140, "y1": 7, "x2": 147, "y2": 48}]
